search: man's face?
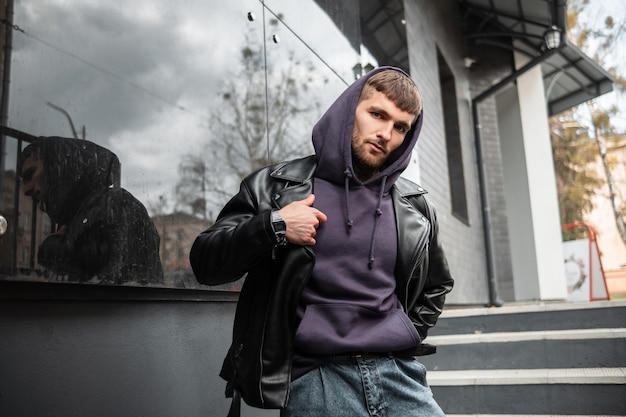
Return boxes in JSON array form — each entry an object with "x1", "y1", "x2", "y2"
[
  {"x1": 21, "y1": 154, "x2": 45, "y2": 206},
  {"x1": 351, "y1": 90, "x2": 416, "y2": 179}
]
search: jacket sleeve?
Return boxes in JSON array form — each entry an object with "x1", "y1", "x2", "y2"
[
  {"x1": 409, "y1": 199, "x2": 454, "y2": 341},
  {"x1": 189, "y1": 177, "x2": 277, "y2": 285}
]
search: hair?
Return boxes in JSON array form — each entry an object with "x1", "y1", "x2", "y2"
[
  {"x1": 18, "y1": 140, "x2": 42, "y2": 177},
  {"x1": 359, "y1": 70, "x2": 422, "y2": 117}
]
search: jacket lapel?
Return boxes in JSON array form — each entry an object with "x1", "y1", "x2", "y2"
[{"x1": 392, "y1": 180, "x2": 430, "y2": 304}]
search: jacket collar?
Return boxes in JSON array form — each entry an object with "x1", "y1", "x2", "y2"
[
  {"x1": 270, "y1": 155, "x2": 317, "y2": 184},
  {"x1": 269, "y1": 155, "x2": 429, "y2": 198},
  {"x1": 392, "y1": 176, "x2": 429, "y2": 198}
]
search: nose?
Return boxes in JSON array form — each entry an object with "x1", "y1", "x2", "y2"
[{"x1": 377, "y1": 121, "x2": 394, "y2": 141}]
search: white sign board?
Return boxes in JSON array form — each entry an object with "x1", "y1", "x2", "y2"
[{"x1": 562, "y1": 238, "x2": 609, "y2": 302}]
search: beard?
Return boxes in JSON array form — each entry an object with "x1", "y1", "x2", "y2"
[
  {"x1": 351, "y1": 148, "x2": 379, "y2": 181},
  {"x1": 351, "y1": 136, "x2": 388, "y2": 181}
]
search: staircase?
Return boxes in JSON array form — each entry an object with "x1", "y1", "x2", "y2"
[{"x1": 421, "y1": 299, "x2": 626, "y2": 416}]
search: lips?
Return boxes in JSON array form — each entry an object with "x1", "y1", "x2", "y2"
[{"x1": 367, "y1": 140, "x2": 386, "y2": 154}]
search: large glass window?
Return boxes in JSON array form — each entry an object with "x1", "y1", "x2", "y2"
[{"x1": 0, "y1": 0, "x2": 405, "y2": 290}]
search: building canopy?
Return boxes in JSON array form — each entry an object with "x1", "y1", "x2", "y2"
[
  {"x1": 354, "y1": 0, "x2": 613, "y2": 116},
  {"x1": 458, "y1": 0, "x2": 613, "y2": 115}
]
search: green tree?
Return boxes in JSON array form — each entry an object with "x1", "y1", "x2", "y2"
[
  {"x1": 175, "y1": 154, "x2": 211, "y2": 220},
  {"x1": 553, "y1": 0, "x2": 626, "y2": 241},
  {"x1": 550, "y1": 110, "x2": 603, "y2": 239}
]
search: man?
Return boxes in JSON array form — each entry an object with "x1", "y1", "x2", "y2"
[
  {"x1": 190, "y1": 66, "x2": 454, "y2": 416},
  {"x1": 20, "y1": 136, "x2": 164, "y2": 285}
]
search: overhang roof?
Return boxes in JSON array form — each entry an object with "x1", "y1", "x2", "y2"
[
  {"x1": 318, "y1": 0, "x2": 613, "y2": 116},
  {"x1": 459, "y1": 0, "x2": 614, "y2": 115}
]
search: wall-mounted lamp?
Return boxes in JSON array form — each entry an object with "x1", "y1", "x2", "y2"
[
  {"x1": 544, "y1": 26, "x2": 562, "y2": 50},
  {"x1": 352, "y1": 63, "x2": 376, "y2": 80}
]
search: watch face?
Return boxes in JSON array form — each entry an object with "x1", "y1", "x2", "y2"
[
  {"x1": 273, "y1": 221, "x2": 286, "y2": 232},
  {"x1": 271, "y1": 211, "x2": 286, "y2": 231}
]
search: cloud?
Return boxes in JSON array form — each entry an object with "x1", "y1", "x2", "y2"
[{"x1": 9, "y1": 0, "x2": 245, "y2": 198}]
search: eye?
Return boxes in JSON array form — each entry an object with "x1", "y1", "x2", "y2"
[
  {"x1": 371, "y1": 111, "x2": 382, "y2": 119},
  {"x1": 395, "y1": 124, "x2": 408, "y2": 134}
]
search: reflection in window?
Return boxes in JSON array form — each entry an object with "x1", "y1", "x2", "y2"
[
  {"x1": 42, "y1": 217, "x2": 51, "y2": 235},
  {"x1": 173, "y1": 20, "x2": 329, "y2": 220},
  {"x1": 17, "y1": 137, "x2": 165, "y2": 285}
]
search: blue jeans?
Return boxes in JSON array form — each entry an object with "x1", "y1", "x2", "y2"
[{"x1": 281, "y1": 354, "x2": 445, "y2": 417}]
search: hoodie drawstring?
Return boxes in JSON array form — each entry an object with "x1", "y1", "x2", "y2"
[
  {"x1": 368, "y1": 175, "x2": 387, "y2": 269},
  {"x1": 343, "y1": 168, "x2": 354, "y2": 230},
  {"x1": 344, "y1": 168, "x2": 387, "y2": 270}
]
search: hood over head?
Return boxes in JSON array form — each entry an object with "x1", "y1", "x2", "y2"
[
  {"x1": 312, "y1": 65, "x2": 423, "y2": 191},
  {"x1": 310, "y1": 66, "x2": 423, "y2": 270},
  {"x1": 22, "y1": 136, "x2": 121, "y2": 225}
]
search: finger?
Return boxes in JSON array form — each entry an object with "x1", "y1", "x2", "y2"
[
  {"x1": 315, "y1": 210, "x2": 328, "y2": 223},
  {"x1": 299, "y1": 194, "x2": 315, "y2": 206}
]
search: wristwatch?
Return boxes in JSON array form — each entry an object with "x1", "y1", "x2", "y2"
[{"x1": 270, "y1": 210, "x2": 288, "y2": 246}]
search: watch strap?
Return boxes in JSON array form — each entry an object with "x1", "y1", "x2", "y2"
[{"x1": 270, "y1": 210, "x2": 288, "y2": 246}]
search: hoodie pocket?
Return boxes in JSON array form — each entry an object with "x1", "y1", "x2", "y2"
[{"x1": 294, "y1": 303, "x2": 421, "y2": 354}]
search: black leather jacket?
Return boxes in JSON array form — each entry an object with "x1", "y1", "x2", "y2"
[{"x1": 190, "y1": 155, "x2": 454, "y2": 410}]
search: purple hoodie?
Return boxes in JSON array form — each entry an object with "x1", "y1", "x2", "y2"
[{"x1": 293, "y1": 66, "x2": 424, "y2": 360}]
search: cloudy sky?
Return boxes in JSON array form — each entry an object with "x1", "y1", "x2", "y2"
[{"x1": 8, "y1": 0, "x2": 360, "y2": 211}]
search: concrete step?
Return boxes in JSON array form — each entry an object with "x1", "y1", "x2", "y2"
[
  {"x1": 429, "y1": 367, "x2": 626, "y2": 385},
  {"x1": 424, "y1": 301, "x2": 626, "y2": 415},
  {"x1": 448, "y1": 415, "x2": 626, "y2": 417},
  {"x1": 431, "y1": 300, "x2": 626, "y2": 336},
  {"x1": 429, "y1": 328, "x2": 626, "y2": 345},
  {"x1": 421, "y1": 328, "x2": 626, "y2": 370},
  {"x1": 430, "y1": 368, "x2": 626, "y2": 415}
]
